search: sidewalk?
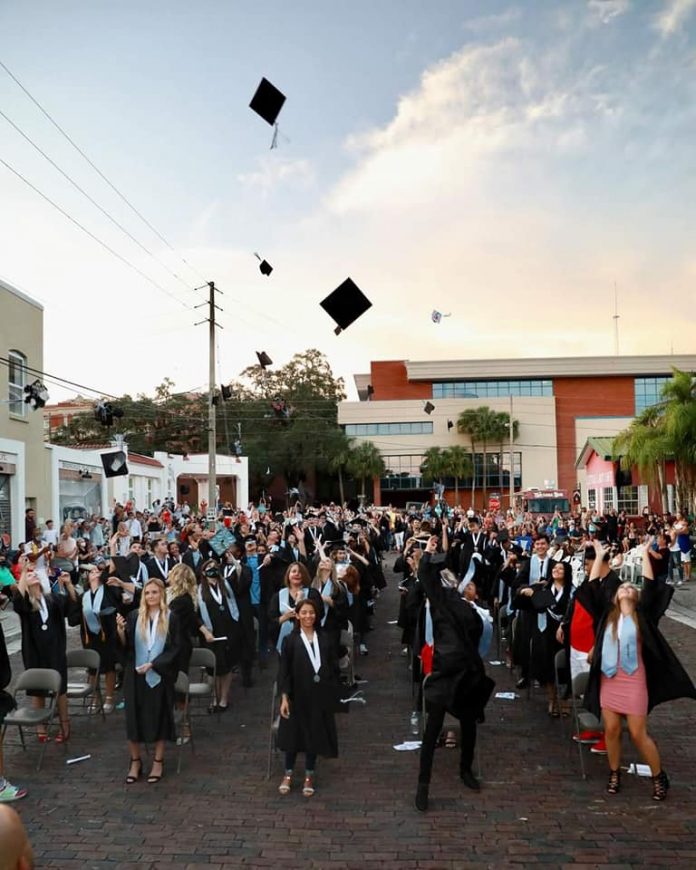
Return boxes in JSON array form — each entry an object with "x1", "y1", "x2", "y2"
[{"x1": 3, "y1": 566, "x2": 696, "y2": 868}]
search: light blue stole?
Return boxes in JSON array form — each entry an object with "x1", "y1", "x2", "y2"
[
  {"x1": 601, "y1": 615, "x2": 639, "y2": 678},
  {"x1": 134, "y1": 615, "x2": 167, "y2": 688},
  {"x1": 424, "y1": 599, "x2": 434, "y2": 645},
  {"x1": 320, "y1": 579, "x2": 333, "y2": 627},
  {"x1": 198, "y1": 579, "x2": 239, "y2": 632},
  {"x1": 82, "y1": 585, "x2": 104, "y2": 635},
  {"x1": 276, "y1": 587, "x2": 307, "y2": 652}
]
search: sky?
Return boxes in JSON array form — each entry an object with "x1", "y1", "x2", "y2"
[{"x1": 1, "y1": 0, "x2": 696, "y2": 404}]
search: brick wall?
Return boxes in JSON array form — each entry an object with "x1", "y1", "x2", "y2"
[{"x1": 370, "y1": 361, "x2": 432, "y2": 400}]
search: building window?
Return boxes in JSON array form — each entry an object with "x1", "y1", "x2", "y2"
[
  {"x1": 602, "y1": 487, "x2": 615, "y2": 510},
  {"x1": 146, "y1": 478, "x2": 153, "y2": 507},
  {"x1": 8, "y1": 350, "x2": 27, "y2": 417},
  {"x1": 617, "y1": 485, "x2": 639, "y2": 514},
  {"x1": 380, "y1": 454, "x2": 426, "y2": 490},
  {"x1": 634, "y1": 376, "x2": 670, "y2": 415},
  {"x1": 432, "y1": 379, "x2": 553, "y2": 400},
  {"x1": 587, "y1": 488, "x2": 597, "y2": 511},
  {"x1": 344, "y1": 421, "x2": 433, "y2": 437},
  {"x1": 379, "y1": 451, "x2": 522, "y2": 491},
  {"x1": 128, "y1": 476, "x2": 135, "y2": 504}
]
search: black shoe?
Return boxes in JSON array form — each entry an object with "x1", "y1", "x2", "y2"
[
  {"x1": 515, "y1": 677, "x2": 528, "y2": 690},
  {"x1": 460, "y1": 769, "x2": 481, "y2": 792},
  {"x1": 652, "y1": 770, "x2": 670, "y2": 802},
  {"x1": 415, "y1": 783, "x2": 429, "y2": 812}
]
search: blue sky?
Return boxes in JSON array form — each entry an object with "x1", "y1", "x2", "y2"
[{"x1": 1, "y1": 0, "x2": 695, "y2": 401}]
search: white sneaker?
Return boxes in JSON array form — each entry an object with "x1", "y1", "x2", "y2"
[{"x1": 359, "y1": 643, "x2": 368, "y2": 656}]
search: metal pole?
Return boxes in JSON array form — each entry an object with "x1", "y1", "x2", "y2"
[
  {"x1": 509, "y1": 394, "x2": 514, "y2": 512},
  {"x1": 207, "y1": 282, "x2": 217, "y2": 517}
]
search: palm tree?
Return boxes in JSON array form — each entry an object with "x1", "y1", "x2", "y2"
[
  {"x1": 326, "y1": 431, "x2": 355, "y2": 506},
  {"x1": 441, "y1": 445, "x2": 473, "y2": 507},
  {"x1": 492, "y1": 411, "x2": 519, "y2": 502},
  {"x1": 420, "y1": 447, "x2": 447, "y2": 489},
  {"x1": 472, "y1": 406, "x2": 500, "y2": 508},
  {"x1": 660, "y1": 368, "x2": 696, "y2": 511},
  {"x1": 613, "y1": 405, "x2": 671, "y2": 512},
  {"x1": 346, "y1": 441, "x2": 386, "y2": 505},
  {"x1": 457, "y1": 409, "x2": 480, "y2": 506}
]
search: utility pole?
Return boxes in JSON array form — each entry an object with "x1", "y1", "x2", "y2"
[
  {"x1": 509, "y1": 394, "x2": 515, "y2": 513},
  {"x1": 613, "y1": 281, "x2": 620, "y2": 356},
  {"x1": 195, "y1": 281, "x2": 223, "y2": 521}
]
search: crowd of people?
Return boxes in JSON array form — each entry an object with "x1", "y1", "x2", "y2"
[{"x1": 0, "y1": 496, "x2": 695, "y2": 820}]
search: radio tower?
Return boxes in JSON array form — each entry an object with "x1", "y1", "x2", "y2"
[{"x1": 613, "y1": 281, "x2": 620, "y2": 356}]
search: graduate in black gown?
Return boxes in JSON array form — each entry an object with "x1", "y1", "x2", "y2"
[
  {"x1": 311, "y1": 556, "x2": 349, "y2": 659},
  {"x1": 222, "y1": 546, "x2": 255, "y2": 688},
  {"x1": 12, "y1": 562, "x2": 78, "y2": 742},
  {"x1": 70, "y1": 563, "x2": 124, "y2": 714},
  {"x1": 277, "y1": 597, "x2": 339, "y2": 798},
  {"x1": 198, "y1": 559, "x2": 243, "y2": 712},
  {"x1": 116, "y1": 577, "x2": 182, "y2": 784}
]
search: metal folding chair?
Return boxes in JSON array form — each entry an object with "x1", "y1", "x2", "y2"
[
  {"x1": 339, "y1": 621, "x2": 355, "y2": 686},
  {"x1": 266, "y1": 680, "x2": 280, "y2": 780},
  {"x1": 2, "y1": 668, "x2": 63, "y2": 771},
  {"x1": 569, "y1": 671, "x2": 602, "y2": 779},
  {"x1": 66, "y1": 648, "x2": 105, "y2": 720},
  {"x1": 174, "y1": 671, "x2": 194, "y2": 773},
  {"x1": 553, "y1": 648, "x2": 569, "y2": 728},
  {"x1": 188, "y1": 647, "x2": 218, "y2": 717}
]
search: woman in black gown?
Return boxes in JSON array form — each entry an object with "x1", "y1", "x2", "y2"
[
  {"x1": 198, "y1": 559, "x2": 242, "y2": 712},
  {"x1": 13, "y1": 561, "x2": 78, "y2": 742},
  {"x1": 277, "y1": 597, "x2": 339, "y2": 798},
  {"x1": 116, "y1": 577, "x2": 181, "y2": 784}
]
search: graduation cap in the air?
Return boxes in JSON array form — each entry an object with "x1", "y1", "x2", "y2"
[
  {"x1": 256, "y1": 351, "x2": 273, "y2": 369},
  {"x1": 249, "y1": 77, "x2": 286, "y2": 126},
  {"x1": 424, "y1": 401, "x2": 435, "y2": 415},
  {"x1": 320, "y1": 278, "x2": 372, "y2": 335},
  {"x1": 254, "y1": 252, "x2": 273, "y2": 276},
  {"x1": 431, "y1": 310, "x2": 451, "y2": 324},
  {"x1": 447, "y1": 419, "x2": 454, "y2": 431},
  {"x1": 101, "y1": 450, "x2": 128, "y2": 478}
]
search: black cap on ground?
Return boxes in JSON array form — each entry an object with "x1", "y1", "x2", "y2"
[
  {"x1": 320, "y1": 278, "x2": 372, "y2": 335},
  {"x1": 249, "y1": 78, "x2": 286, "y2": 126}
]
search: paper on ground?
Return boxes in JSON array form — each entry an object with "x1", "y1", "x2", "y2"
[
  {"x1": 488, "y1": 660, "x2": 504, "y2": 666},
  {"x1": 212, "y1": 636, "x2": 228, "y2": 641},
  {"x1": 66, "y1": 755, "x2": 91, "y2": 765},
  {"x1": 494, "y1": 692, "x2": 519, "y2": 700},
  {"x1": 387, "y1": 620, "x2": 398, "y2": 625},
  {"x1": 626, "y1": 763, "x2": 652, "y2": 777},
  {"x1": 393, "y1": 741, "x2": 422, "y2": 751}
]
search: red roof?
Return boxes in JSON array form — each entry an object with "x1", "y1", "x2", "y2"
[{"x1": 128, "y1": 453, "x2": 164, "y2": 468}]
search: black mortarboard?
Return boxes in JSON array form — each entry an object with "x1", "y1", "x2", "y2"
[
  {"x1": 424, "y1": 401, "x2": 435, "y2": 415},
  {"x1": 256, "y1": 351, "x2": 273, "y2": 368},
  {"x1": 320, "y1": 278, "x2": 372, "y2": 335},
  {"x1": 259, "y1": 259, "x2": 273, "y2": 276},
  {"x1": 111, "y1": 555, "x2": 139, "y2": 583},
  {"x1": 101, "y1": 450, "x2": 128, "y2": 478},
  {"x1": 249, "y1": 78, "x2": 286, "y2": 126},
  {"x1": 530, "y1": 586, "x2": 556, "y2": 612},
  {"x1": 221, "y1": 384, "x2": 233, "y2": 401},
  {"x1": 447, "y1": 419, "x2": 454, "y2": 431}
]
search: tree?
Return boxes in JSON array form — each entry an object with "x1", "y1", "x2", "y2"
[
  {"x1": 441, "y1": 446, "x2": 473, "y2": 507},
  {"x1": 457, "y1": 409, "x2": 480, "y2": 506},
  {"x1": 492, "y1": 411, "x2": 519, "y2": 500},
  {"x1": 326, "y1": 431, "x2": 355, "y2": 507},
  {"x1": 457, "y1": 406, "x2": 499, "y2": 508},
  {"x1": 346, "y1": 441, "x2": 386, "y2": 503},
  {"x1": 420, "y1": 447, "x2": 447, "y2": 488},
  {"x1": 613, "y1": 406, "x2": 671, "y2": 512}
]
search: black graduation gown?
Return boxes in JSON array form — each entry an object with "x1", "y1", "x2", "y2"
[
  {"x1": 200, "y1": 583, "x2": 242, "y2": 675},
  {"x1": 277, "y1": 630, "x2": 339, "y2": 758},
  {"x1": 268, "y1": 587, "x2": 324, "y2": 650},
  {"x1": 585, "y1": 578, "x2": 696, "y2": 718},
  {"x1": 168, "y1": 592, "x2": 202, "y2": 673},
  {"x1": 69, "y1": 583, "x2": 123, "y2": 673},
  {"x1": 319, "y1": 580, "x2": 349, "y2": 657},
  {"x1": 521, "y1": 581, "x2": 572, "y2": 685},
  {"x1": 122, "y1": 609, "x2": 182, "y2": 743},
  {"x1": 224, "y1": 563, "x2": 255, "y2": 670},
  {"x1": 13, "y1": 590, "x2": 76, "y2": 694},
  {"x1": 417, "y1": 553, "x2": 495, "y2": 718}
]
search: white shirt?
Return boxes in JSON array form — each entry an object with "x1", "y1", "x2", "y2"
[
  {"x1": 128, "y1": 519, "x2": 143, "y2": 539},
  {"x1": 42, "y1": 528, "x2": 59, "y2": 546}
]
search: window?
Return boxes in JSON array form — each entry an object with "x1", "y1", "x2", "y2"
[
  {"x1": 587, "y1": 488, "x2": 597, "y2": 511},
  {"x1": 602, "y1": 487, "x2": 615, "y2": 510},
  {"x1": 381, "y1": 454, "x2": 426, "y2": 490},
  {"x1": 147, "y1": 478, "x2": 153, "y2": 507},
  {"x1": 433, "y1": 379, "x2": 553, "y2": 400},
  {"x1": 379, "y1": 451, "x2": 522, "y2": 491},
  {"x1": 617, "y1": 485, "x2": 639, "y2": 514},
  {"x1": 128, "y1": 476, "x2": 135, "y2": 504},
  {"x1": 344, "y1": 421, "x2": 433, "y2": 437},
  {"x1": 634, "y1": 376, "x2": 670, "y2": 415},
  {"x1": 8, "y1": 350, "x2": 26, "y2": 417}
]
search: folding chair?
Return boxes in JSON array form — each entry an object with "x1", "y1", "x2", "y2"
[
  {"x1": 569, "y1": 671, "x2": 602, "y2": 779},
  {"x1": 339, "y1": 621, "x2": 355, "y2": 687},
  {"x1": 66, "y1": 649, "x2": 105, "y2": 720},
  {"x1": 1, "y1": 669, "x2": 62, "y2": 771},
  {"x1": 188, "y1": 647, "x2": 218, "y2": 717},
  {"x1": 266, "y1": 680, "x2": 280, "y2": 780},
  {"x1": 174, "y1": 671, "x2": 194, "y2": 773},
  {"x1": 553, "y1": 649, "x2": 569, "y2": 727}
]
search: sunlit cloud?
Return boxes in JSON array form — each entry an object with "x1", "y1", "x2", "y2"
[
  {"x1": 654, "y1": 0, "x2": 696, "y2": 36},
  {"x1": 237, "y1": 157, "x2": 315, "y2": 195}
]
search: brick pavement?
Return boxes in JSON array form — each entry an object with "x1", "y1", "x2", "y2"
[{"x1": 4, "y1": 566, "x2": 696, "y2": 869}]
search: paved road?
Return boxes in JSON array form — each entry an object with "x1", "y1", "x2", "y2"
[{"x1": 4, "y1": 567, "x2": 696, "y2": 869}]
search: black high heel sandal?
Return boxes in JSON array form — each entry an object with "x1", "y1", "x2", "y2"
[
  {"x1": 147, "y1": 758, "x2": 164, "y2": 784},
  {"x1": 126, "y1": 758, "x2": 142, "y2": 784},
  {"x1": 606, "y1": 769, "x2": 621, "y2": 795},
  {"x1": 652, "y1": 770, "x2": 669, "y2": 802}
]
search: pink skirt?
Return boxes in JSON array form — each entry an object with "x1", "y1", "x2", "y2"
[{"x1": 600, "y1": 648, "x2": 648, "y2": 717}]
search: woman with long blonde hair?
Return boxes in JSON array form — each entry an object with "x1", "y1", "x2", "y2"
[
  {"x1": 584, "y1": 539, "x2": 696, "y2": 801},
  {"x1": 312, "y1": 557, "x2": 348, "y2": 657},
  {"x1": 116, "y1": 577, "x2": 181, "y2": 785}
]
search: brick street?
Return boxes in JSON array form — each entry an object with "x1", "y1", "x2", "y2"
[{"x1": 4, "y1": 568, "x2": 696, "y2": 869}]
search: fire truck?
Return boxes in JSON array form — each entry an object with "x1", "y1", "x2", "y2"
[{"x1": 514, "y1": 487, "x2": 571, "y2": 517}]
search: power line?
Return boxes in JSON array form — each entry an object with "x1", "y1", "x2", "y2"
[
  {"x1": 0, "y1": 58, "x2": 208, "y2": 286},
  {"x1": 0, "y1": 156, "x2": 191, "y2": 309},
  {"x1": 0, "y1": 107, "x2": 195, "y2": 299}
]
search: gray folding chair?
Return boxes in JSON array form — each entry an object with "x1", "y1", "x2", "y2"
[
  {"x1": 553, "y1": 648, "x2": 569, "y2": 727},
  {"x1": 66, "y1": 648, "x2": 105, "y2": 720},
  {"x1": 339, "y1": 622, "x2": 355, "y2": 687},
  {"x1": 267, "y1": 680, "x2": 280, "y2": 780},
  {"x1": 188, "y1": 647, "x2": 218, "y2": 717},
  {"x1": 570, "y1": 670, "x2": 602, "y2": 779},
  {"x1": 174, "y1": 671, "x2": 194, "y2": 773},
  {"x1": 2, "y1": 668, "x2": 63, "y2": 771}
]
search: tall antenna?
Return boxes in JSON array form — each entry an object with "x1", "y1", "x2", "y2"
[{"x1": 612, "y1": 281, "x2": 620, "y2": 356}]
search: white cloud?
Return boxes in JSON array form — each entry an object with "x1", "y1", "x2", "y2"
[
  {"x1": 587, "y1": 0, "x2": 630, "y2": 25},
  {"x1": 463, "y1": 7, "x2": 521, "y2": 33},
  {"x1": 654, "y1": 0, "x2": 696, "y2": 36},
  {"x1": 236, "y1": 157, "x2": 314, "y2": 195}
]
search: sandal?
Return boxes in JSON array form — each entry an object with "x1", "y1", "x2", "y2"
[
  {"x1": 445, "y1": 731, "x2": 457, "y2": 749},
  {"x1": 36, "y1": 732, "x2": 51, "y2": 744},
  {"x1": 302, "y1": 775, "x2": 315, "y2": 797},
  {"x1": 606, "y1": 768, "x2": 621, "y2": 795},
  {"x1": 548, "y1": 701, "x2": 560, "y2": 718},
  {"x1": 103, "y1": 696, "x2": 115, "y2": 714},
  {"x1": 278, "y1": 773, "x2": 292, "y2": 795},
  {"x1": 147, "y1": 758, "x2": 164, "y2": 784},
  {"x1": 126, "y1": 758, "x2": 142, "y2": 784},
  {"x1": 652, "y1": 770, "x2": 670, "y2": 802},
  {"x1": 54, "y1": 721, "x2": 70, "y2": 744}
]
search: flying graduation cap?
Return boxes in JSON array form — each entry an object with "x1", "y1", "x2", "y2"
[
  {"x1": 101, "y1": 450, "x2": 128, "y2": 479},
  {"x1": 254, "y1": 252, "x2": 273, "y2": 276},
  {"x1": 431, "y1": 310, "x2": 452, "y2": 324},
  {"x1": 256, "y1": 351, "x2": 273, "y2": 369},
  {"x1": 320, "y1": 278, "x2": 373, "y2": 335},
  {"x1": 249, "y1": 77, "x2": 286, "y2": 126},
  {"x1": 424, "y1": 401, "x2": 435, "y2": 415}
]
